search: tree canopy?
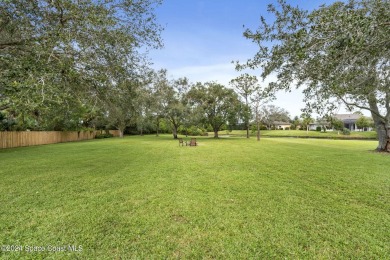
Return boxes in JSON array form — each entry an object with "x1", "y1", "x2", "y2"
[
  {"x1": 187, "y1": 82, "x2": 241, "y2": 138},
  {"x1": 239, "y1": 0, "x2": 389, "y2": 151},
  {"x1": 0, "y1": 0, "x2": 162, "y2": 132},
  {"x1": 230, "y1": 74, "x2": 259, "y2": 138},
  {"x1": 261, "y1": 105, "x2": 291, "y2": 129}
]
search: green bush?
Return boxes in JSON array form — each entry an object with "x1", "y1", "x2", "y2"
[
  {"x1": 342, "y1": 128, "x2": 351, "y2": 135},
  {"x1": 251, "y1": 124, "x2": 268, "y2": 133},
  {"x1": 190, "y1": 126, "x2": 206, "y2": 136},
  {"x1": 179, "y1": 126, "x2": 206, "y2": 136},
  {"x1": 95, "y1": 133, "x2": 114, "y2": 139},
  {"x1": 316, "y1": 126, "x2": 322, "y2": 132}
]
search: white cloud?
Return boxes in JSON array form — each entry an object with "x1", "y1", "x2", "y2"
[
  {"x1": 168, "y1": 62, "x2": 239, "y2": 85},
  {"x1": 166, "y1": 63, "x2": 306, "y2": 117},
  {"x1": 155, "y1": 62, "x2": 369, "y2": 119}
]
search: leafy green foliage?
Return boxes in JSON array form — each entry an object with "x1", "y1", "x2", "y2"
[
  {"x1": 240, "y1": 0, "x2": 390, "y2": 151},
  {"x1": 187, "y1": 82, "x2": 242, "y2": 138},
  {"x1": 356, "y1": 116, "x2": 371, "y2": 130},
  {"x1": 230, "y1": 74, "x2": 260, "y2": 138},
  {"x1": 0, "y1": 0, "x2": 162, "y2": 131},
  {"x1": 95, "y1": 133, "x2": 114, "y2": 139},
  {"x1": 152, "y1": 70, "x2": 191, "y2": 139},
  {"x1": 343, "y1": 128, "x2": 351, "y2": 135},
  {"x1": 179, "y1": 125, "x2": 207, "y2": 136},
  {"x1": 261, "y1": 105, "x2": 291, "y2": 129},
  {"x1": 331, "y1": 118, "x2": 345, "y2": 131}
]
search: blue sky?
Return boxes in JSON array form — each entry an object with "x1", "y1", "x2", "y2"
[{"x1": 149, "y1": 0, "x2": 343, "y2": 118}]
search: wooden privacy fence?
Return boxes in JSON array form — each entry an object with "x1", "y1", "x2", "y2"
[{"x1": 0, "y1": 130, "x2": 120, "y2": 149}]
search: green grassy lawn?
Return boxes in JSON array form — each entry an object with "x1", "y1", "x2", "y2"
[
  {"x1": 221, "y1": 130, "x2": 378, "y2": 139},
  {"x1": 1, "y1": 135, "x2": 389, "y2": 259}
]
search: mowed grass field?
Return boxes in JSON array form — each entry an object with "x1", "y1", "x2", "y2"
[{"x1": 0, "y1": 135, "x2": 389, "y2": 259}]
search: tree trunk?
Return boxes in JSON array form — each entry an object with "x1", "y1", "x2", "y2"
[
  {"x1": 257, "y1": 120, "x2": 261, "y2": 141},
  {"x1": 245, "y1": 97, "x2": 250, "y2": 138},
  {"x1": 156, "y1": 117, "x2": 160, "y2": 137},
  {"x1": 369, "y1": 95, "x2": 390, "y2": 152},
  {"x1": 172, "y1": 126, "x2": 178, "y2": 139},
  {"x1": 375, "y1": 122, "x2": 390, "y2": 152},
  {"x1": 117, "y1": 123, "x2": 125, "y2": 138},
  {"x1": 214, "y1": 129, "x2": 219, "y2": 138}
]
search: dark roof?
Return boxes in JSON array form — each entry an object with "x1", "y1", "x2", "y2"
[
  {"x1": 273, "y1": 121, "x2": 291, "y2": 125},
  {"x1": 334, "y1": 114, "x2": 360, "y2": 120},
  {"x1": 310, "y1": 114, "x2": 370, "y2": 125}
]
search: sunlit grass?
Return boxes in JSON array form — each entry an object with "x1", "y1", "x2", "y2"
[{"x1": 0, "y1": 135, "x2": 389, "y2": 259}]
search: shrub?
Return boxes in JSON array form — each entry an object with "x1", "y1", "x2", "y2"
[
  {"x1": 331, "y1": 118, "x2": 344, "y2": 131},
  {"x1": 285, "y1": 127, "x2": 290, "y2": 130},
  {"x1": 342, "y1": 128, "x2": 351, "y2": 135},
  {"x1": 179, "y1": 126, "x2": 207, "y2": 136},
  {"x1": 206, "y1": 124, "x2": 213, "y2": 132},
  {"x1": 316, "y1": 126, "x2": 322, "y2": 131},
  {"x1": 251, "y1": 124, "x2": 268, "y2": 133},
  {"x1": 95, "y1": 133, "x2": 114, "y2": 139},
  {"x1": 190, "y1": 126, "x2": 206, "y2": 136}
]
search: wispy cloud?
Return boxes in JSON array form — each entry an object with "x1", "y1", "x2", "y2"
[
  {"x1": 169, "y1": 63, "x2": 306, "y2": 117},
  {"x1": 150, "y1": 0, "x2": 358, "y2": 118},
  {"x1": 169, "y1": 63, "x2": 239, "y2": 84}
]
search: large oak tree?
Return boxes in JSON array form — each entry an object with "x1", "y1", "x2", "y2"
[
  {"x1": 0, "y1": 0, "x2": 162, "y2": 131},
  {"x1": 152, "y1": 70, "x2": 190, "y2": 139},
  {"x1": 187, "y1": 82, "x2": 241, "y2": 138},
  {"x1": 239, "y1": 0, "x2": 389, "y2": 151}
]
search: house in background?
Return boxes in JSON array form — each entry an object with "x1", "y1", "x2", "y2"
[
  {"x1": 273, "y1": 121, "x2": 291, "y2": 130},
  {"x1": 334, "y1": 114, "x2": 360, "y2": 131},
  {"x1": 309, "y1": 114, "x2": 373, "y2": 132},
  {"x1": 308, "y1": 121, "x2": 331, "y2": 131}
]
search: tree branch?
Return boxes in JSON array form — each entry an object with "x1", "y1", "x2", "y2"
[
  {"x1": 0, "y1": 40, "x2": 26, "y2": 49},
  {"x1": 337, "y1": 94, "x2": 385, "y2": 121},
  {"x1": 0, "y1": 103, "x2": 10, "y2": 111}
]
